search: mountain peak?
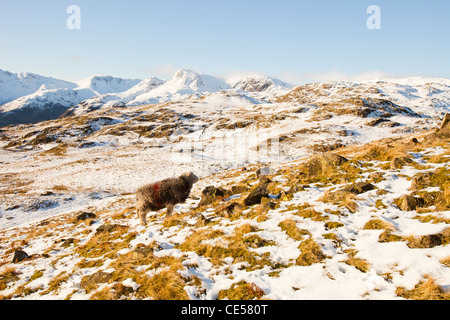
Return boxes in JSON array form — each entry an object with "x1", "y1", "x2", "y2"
[
  {"x1": 227, "y1": 74, "x2": 292, "y2": 92},
  {"x1": 76, "y1": 75, "x2": 141, "y2": 95},
  {"x1": 173, "y1": 69, "x2": 199, "y2": 79}
]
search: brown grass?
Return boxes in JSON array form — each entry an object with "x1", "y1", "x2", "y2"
[
  {"x1": 279, "y1": 219, "x2": 311, "y2": 241},
  {"x1": 396, "y1": 276, "x2": 450, "y2": 300},
  {"x1": 296, "y1": 238, "x2": 327, "y2": 266},
  {"x1": 344, "y1": 250, "x2": 370, "y2": 273},
  {"x1": 218, "y1": 281, "x2": 265, "y2": 300}
]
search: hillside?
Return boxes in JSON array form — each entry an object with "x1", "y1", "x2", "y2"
[{"x1": 0, "y1": 77, "x2": 449, "y2": 300}]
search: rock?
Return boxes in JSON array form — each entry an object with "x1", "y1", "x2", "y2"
[
  {"x1": 216, "y1": 201, "x2": 242, "y2": 218},
  {"x1": 80, "y1": 271, "x2": 112, "y2": 290},
  {"x1": 343, "y1": 182, "x2": 376, "y2": 195},
  {"x1": 199, "y1": 186, "x2": 226, "y2": 206},
  {"x1": 302, "y1": 153, "x2": 348, "y2": 176},
  {"x1": 439, "y1": 113, "x2": 450, "y2": 131},
  {"x1": 410, "y1": 172, "x2": 433, "y2": 191},
  {"x1": 95, "y1": 223, "x2": 127, "y2": 234},
  {"x1": 61, "y1": 238, "x2": 75, "y2": 247},
  {"x1": 397, "y1": 195, "x2": 425, "y2": 211},
  {"x1": 12, "y1": 249, "x2": 29, "y2": 263},
  {"x1": 244, "y1": 184, "x2": 269, "y2": 206},
  {"x1": 230, "y1": 185, "x2": 249, "y2": 194},
  {"x1": 391, "y1": 156, "x2": 414, "y2": 169},
  {"x1": 133, "y1": 244, "x2": 154, "y2": 257},
  {"x1": 76, "y1": 212, "x2": 97, "y2": 221},
  {"x1": 407, "y1": 234, "x2": 443, "y2": 249}
]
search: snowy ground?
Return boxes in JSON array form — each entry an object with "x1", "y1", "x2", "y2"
[{"x1": 0, "y1": 78, "x2": 449, "y2": 300}]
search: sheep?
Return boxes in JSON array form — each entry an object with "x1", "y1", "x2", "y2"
[{"x1": 136, "y1": 172, "x2": 199, "y2": 225}]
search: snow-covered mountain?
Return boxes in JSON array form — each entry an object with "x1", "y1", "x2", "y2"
[
  {"x1": 227, "y1": 74, "x2": 292, "y2": 93},
  {"x1": 128, "y1": 69, "x2": 228, "y2": 105},
  {"x1": 0, "y1": 71, "x2": 142, "y2": 126},
  {"x1": 66, "y1": 70, "x2": 294, "y2": 117},
  {"x1": 3, "y1": 67, "x2": 450, "y2": 127},
  {"x1": 76, "y1": 75, "x2": 141, "y2": 96},
  {"x1": 0, "y1": 69, "x2": 76, "y2": 105}
]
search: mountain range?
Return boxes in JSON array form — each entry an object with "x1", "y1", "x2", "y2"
[{"x1": 0, "y1": 68, "x2": 292, "y2": 126}]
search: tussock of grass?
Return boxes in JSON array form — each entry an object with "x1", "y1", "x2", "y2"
[
  {"x1": 279, "y1": 219, "x2": 311, "y2": 241},
  {"x1": 344, "y1": 250, "x2": 370, "y2": 273},
  {"x1": 396, "y1": 276, "x2": 450, "y2": 300},
  {"x1": 218, "y1": 281, "x2": 265, "y2": 300},
  {"x1": 296, "y1": 239, "x2": 327, "y2": 266},
  {"x1": 76, "y1": 224, "x2": 136, "y2": 259},
  {"x1": 320, "y1": 190, "x2": 359, "y2": 213},
  {"x1": 363, "y1": 219, "x2": 395, "y2": 231}
]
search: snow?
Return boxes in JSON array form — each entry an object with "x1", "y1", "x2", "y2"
[
  {"x1": 0, "y1": 69, "x2": 142, "y2": 117},
  {"x1": 76, "y1": 75, "x2": 141, "y2": 95},
  {"x1": 0, "y1": 69, "x2": 77, "y2": 105},
  {"x1": 0, "y1": 71, "x2": 449, "y2": 300}
]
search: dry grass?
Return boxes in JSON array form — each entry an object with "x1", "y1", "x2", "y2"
[
  {"x1": 396, "y1": 276, "x2": 450, "y2": 300},
  {"x1": 344, "y1": 249, "x2": 370, "y2": 273},
  {"x1": 296, "y1": 238, "x2": 327, "y2": 266},
  {"x1": 218, "y1": 281, "x2": 265, "y2": 300},
  {"x1": 320, "y1": 190, "x2": 359, "y2": 213},
  {"x1": 279, "y1": 219, "x2": 311, "y2": 241},
  {"x1": 363, "y1": 219, "x2": 396, "y2": 231}
]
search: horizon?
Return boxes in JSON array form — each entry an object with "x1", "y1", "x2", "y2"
[
  {"x1": 3, "y1": 66, "x2": 450, "y2": 88},
  {"x1": 1, "y1": 1, "x2": 450, "y2": 84}
]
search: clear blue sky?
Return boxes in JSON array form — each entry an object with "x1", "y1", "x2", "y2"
[{"x1": 1, "y1": 0, "x2": 449, "y2": 84}]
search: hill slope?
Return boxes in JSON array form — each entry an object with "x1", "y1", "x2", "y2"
[
  {"x1": 0, "y1": 121, "x2": 449, "y2": 300},
  {"x1": 0, "y1": 75, "x2": 449, "y2": 299}
]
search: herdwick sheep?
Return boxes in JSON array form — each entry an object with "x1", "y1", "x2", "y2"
[{"x1": 136, "y1": 172, "x2": 199, "y2": 225}]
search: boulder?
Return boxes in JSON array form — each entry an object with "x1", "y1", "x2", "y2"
[
  {"x1": 199, "y1": 186, "x2": 226, "y2": 206},
  {"x1": 12, "y1": 249, "x2": 29, "y2": 263},
  {"x1": 343, "y1": 182, "x2": 376, "y2": 194},
  {"x1": 439, "y1": 113, "x2": 450, "y2": 131},
  {"x1": 410, "y1": 172, "x2": 433, "y2": 191},
  {"x1": 302, "y1": 153, "x2": 348, "y2": 176},
  {"x1": 406, "y1": 228, "x2": 449, "y2": 249},
  {"x1": 76, "y1": 212, "x2": 97, "y2": 221},
  {"x1": 391, "y1": 156, "x2": 414, "y2": 169},
  {"x1": 80, "y1": 271, "x2": 112, "y2": 290},
  {"x1": 397, "y1": 195, "x2": 425, "y2": 211},
  {"x1": 244, "y1": 184, "x2": 269, "y2": 206}
]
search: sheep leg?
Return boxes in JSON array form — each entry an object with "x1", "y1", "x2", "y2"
[
  {"x1": 138, "y1": 207, "x2": 149, "y2": 226},
  {"x1": 166, "y1": 204, "x2": 174, "y2": 218}
]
